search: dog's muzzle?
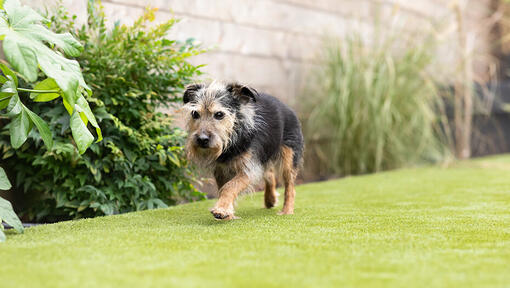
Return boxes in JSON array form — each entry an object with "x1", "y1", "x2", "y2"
[{"x1": 195, "y1": 133, "x2": 210, "y2": 148}]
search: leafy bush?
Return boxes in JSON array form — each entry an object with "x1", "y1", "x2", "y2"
[
  {"x1": 300, "y1": 34, "x2": 450, "y2": 178},
  {"x1": 0, "y1": 2, "x2": 206, "y2": 221},
  {"x1": 0, "y1": 0, "x2": 101, "y2": 152},
  {"x1": 0, "y1": 167, "x2": 23, "y2": 242},
  {"x1": 0, "y1": 0, "x2": 100, "y2": 237}
]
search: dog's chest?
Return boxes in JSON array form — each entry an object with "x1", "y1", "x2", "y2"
[{"x1": 213, "y1": 153, "x2": 264, "y2": 185}]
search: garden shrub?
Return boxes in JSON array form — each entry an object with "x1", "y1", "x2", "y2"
[
  {"x1": 0, "y1": 2, "x2": 206, "y2": 221},
  {"x1": 1, "y1": 0, "x2": 101, "y2": 237},
  {"x1": 300, "y1": 33, "x2": 451, "y2": 179}
]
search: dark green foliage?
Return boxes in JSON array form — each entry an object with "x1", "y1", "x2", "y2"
[
  {"x1": 0, "y1": 0, "x2": 101, "y2": 236},
  {"x1": 0, "y1": 2, "x2": 206, "y2": 221}
]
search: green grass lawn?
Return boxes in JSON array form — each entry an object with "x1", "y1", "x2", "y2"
[{"x1": 1, "y1": 156, "x2": 510, "y2": 288}]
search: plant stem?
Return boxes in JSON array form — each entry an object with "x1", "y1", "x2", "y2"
[{"x1": 17, "y1": 88, "x2": 60, "y2": 93}]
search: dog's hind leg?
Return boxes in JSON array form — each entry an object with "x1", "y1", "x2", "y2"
[
  {"x1": 279, "y1": 146, "x2": 297, "y2": 215},
  {"x1": 264, "y1": 168, "x2": 278, "y2": 208}
]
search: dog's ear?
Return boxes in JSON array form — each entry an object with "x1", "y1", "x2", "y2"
[
  {"x1": 227, "y1": 83, "x2": 258, "y2": 104},
  {"x1": 183, "y1": 83, "x2": 203, "y2": 104}
]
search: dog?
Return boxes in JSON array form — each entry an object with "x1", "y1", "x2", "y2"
[{"x1": 182, "y1": 81, "x2": 304, "y2": 220}]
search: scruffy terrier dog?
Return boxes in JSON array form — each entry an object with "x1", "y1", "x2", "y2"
[{"x1": 182, "y1": 81, "x2": 304, "y2": 220}]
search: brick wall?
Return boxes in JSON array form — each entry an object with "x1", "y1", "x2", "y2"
[{"x1": 25, "y1": 0, "x2": 494, "y2": 105}]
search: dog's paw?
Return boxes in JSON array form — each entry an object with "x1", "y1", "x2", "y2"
[
  {"x1": 210, "y1": 206, "x2": 235, "y2": 220},
  {"x1": 278, "y1": 209, "x2": 294, "y2": 215},
  {"x1": 264, "y1": 197, "x2": 278, "y2": 209},
  {"x1": 264, "y1": 192, "x2": 279, "y2": 209}
]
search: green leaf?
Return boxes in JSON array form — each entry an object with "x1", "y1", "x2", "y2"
[
  {"x1": 10, "y1": 108, "x2": 31, "y2": 148},
  {"x1": 3, "y1": 0, "x2": 43, "y2": 25},
  {"x1": 70, "y1": 110, "x2": 93, "y2": 154},
  {"x1": 0, "y1": 98, "x2": 8, "y2": 110},
  {"x1": 30, "y1": 78, "x2": 61, "y2": 102},
  {"x1": 0, "y1": 196, "x2": 23, "y2": 233},
  {"x1": 62, "y1": 98, "x2": 73, "y2": 115},
  {"x1": 151, "y1": 199, "x2": 168, "y2": 209},
  {"x1": 27, "y1": 25, "x2": 83, "y2": 57},
  {"x1": 168, "y1": 152, "x2": 181, "y2": 167},
  {"x1": 0, "y1": 63, "x2": 18, "y2": 87},
  {"x1": 0, "y1": 167, "x2": 11, "y2": 190},
  {"x1": 0, "y1": 230, "x2": 5, "y2": 243},
  {"x1": 5, "y1": 93, "x2": 21, "y2": 117},
  {"x1": 76, "y1": 95, "x2": 99, "y2": 128},
  {"x1": 32, "y1": 92, "x2": 60, "y2": 102},
  {"x1": 95, "y1": 127, "x2": 103, "y2": 142},
  {"x1": 37, "y1": 53, "x2": 81, "y2": 110},
  {"x1": 76, "y1": 95, "x2": 102, "y2": 142},
  {"x1": 2, "y1": 34, "x2": 38, "y2": 81},
  {"x1": 23, "y1": 105, "x2": 53, "y2": 149},
  {"x1": 99, "y1": 204, "x2": 114, "y2": 215},
  {"x1": 0, "y1": 0, "x2": 89, "y2": 108},
  {"x1": 0, "y1": 75, "x2": 16, "y2": 100}
]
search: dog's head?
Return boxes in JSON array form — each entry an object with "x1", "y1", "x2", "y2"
[{"x1": 182, "y1": 81, "x2": 258, "y2": 165}]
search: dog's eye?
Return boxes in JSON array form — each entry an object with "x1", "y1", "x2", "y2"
[
  {"x1": 214, "y1": 111, "x2": 225, "y2": 120},
  {"x1": 191, "y1": 111, "x2": 200, "y2": 119}
]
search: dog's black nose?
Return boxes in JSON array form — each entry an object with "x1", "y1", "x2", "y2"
[{"x1": 196, "y1": 134, "x2": 210, "y2": 148}]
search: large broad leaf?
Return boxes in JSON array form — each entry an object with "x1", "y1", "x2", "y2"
[
  {"x1": 27, "y1": 25, "x2": 83, "y2": 57},
  {"x1": 0, "y1": 196, "x2": 23, "y2": 234},
  {"x1": 5, "y1": 91, "x2": 21, "y2": 117},
  {"x1": 23, "y1": 105, "x2": 53, "y2": 149},
  {"x1": 76, "y1": 96, "x2": 98, "y2": 128},
  {"x1": 0, "y1": 0, "x2": 87, "y2": 110},
  {"x1": 76, "y1": 95, "x2": 102, "y2": 142},
  {"x1": 70, "y1": 110, "x2": 93, "y2": 154},
  {"x1": 0, "y1": 167, "x2": 11, "y2": 190},
  {"x1": 2, "y1": 34, "x2": 38, "y2": 81},
  {"x1": 30, "y1": 78, "x2": 61, "y2": 102},
  {"x1": 37, "y1": 55, "x2": 81, "y2": 109},
  {"x1": 9, "y1": 107, "x2": 31, "y2": 149}
]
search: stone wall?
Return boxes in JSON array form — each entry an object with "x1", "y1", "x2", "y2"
[{"x1": 25, "y1": 0, "x2": 494, "y2": 105}]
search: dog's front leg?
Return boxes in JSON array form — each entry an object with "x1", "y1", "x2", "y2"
[{"x1": 210, "y1": 173, "x2": 250, "y2": 220}]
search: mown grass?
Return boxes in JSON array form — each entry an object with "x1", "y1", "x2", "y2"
[{"x1": 1, "y1": 155, "x2": 509, "y2": 288}]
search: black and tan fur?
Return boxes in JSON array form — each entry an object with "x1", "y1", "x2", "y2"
[{"x1": 183, "y1": 81, "x2": 304, "y2": 220}]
